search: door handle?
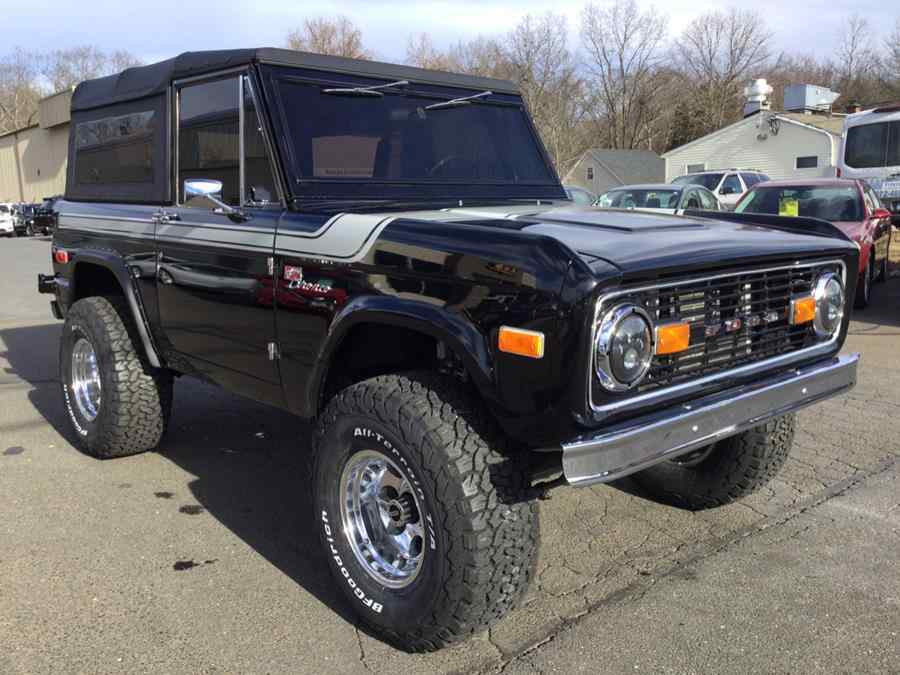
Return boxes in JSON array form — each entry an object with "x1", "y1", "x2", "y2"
[
  {"x1": 158, "y1": 212, "x2": 181, "y2": 224},
  {"x1": 158, "y1": 268, "x2": 174, "y2": 285}
]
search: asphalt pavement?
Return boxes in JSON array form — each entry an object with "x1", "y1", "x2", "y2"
[{"x1": 0, "y1": 236, "x2": 897, "y2": 674}]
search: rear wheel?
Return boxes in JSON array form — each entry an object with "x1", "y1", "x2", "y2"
[
  {"x1": 60, "y1": 296, "x2": 172, "y2": 458},
  {"x1": 314, "y1": 373, "x2": 538, "y2": 652},
  {"x1": 631, "y1": 414, "x2": 795, "y2": 510}
]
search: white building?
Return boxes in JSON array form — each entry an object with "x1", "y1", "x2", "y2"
[
  {"x1": 663, "y1": 83, "x2": 846, "y2": 182},
  {"x1": 563, "y1": 149, "x2": 664, "y2": 195}
]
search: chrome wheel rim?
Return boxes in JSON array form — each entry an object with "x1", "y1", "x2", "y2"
[
  {"x1": 340, "y1": 449, "x2": 426, "y2": 588},
  {"x1": 71, "y1": 337, "x2": 102, "y2": 422}
]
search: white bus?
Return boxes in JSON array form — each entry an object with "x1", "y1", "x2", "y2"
[{"x1": 839, "y1": 104, "x2": 900, "y2": 213}]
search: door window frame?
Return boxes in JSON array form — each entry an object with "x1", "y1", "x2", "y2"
[{"x1": 172, "y1": 68, "x2": 285, "y2": 210}]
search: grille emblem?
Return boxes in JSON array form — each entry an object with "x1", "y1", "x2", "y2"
[{"x1": 705, "y1": 310, "x2": 781, "y2": 338}]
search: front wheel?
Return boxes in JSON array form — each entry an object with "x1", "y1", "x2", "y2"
[
  {"x1": 313, "y1": 373, "x2": 538, "y2": 652},
  {"x1": 631, "y1": 414, "x2": 795, "y2": 510}
]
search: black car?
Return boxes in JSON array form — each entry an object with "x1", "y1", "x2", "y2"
[
  {"x1": 29, "y1": 197, "x2": 59, "y2": 236},
  {"x1": 38, "y1": 49, "x2": 859, "y2": 652}
]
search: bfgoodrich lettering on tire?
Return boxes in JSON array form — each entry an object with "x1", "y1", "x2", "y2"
[
  {"x1": 313, "y1": 372, "x2": 538, "y2": 652},
  {"x1": 60, "y1": 296, "x2": 172, "y2": 458}
]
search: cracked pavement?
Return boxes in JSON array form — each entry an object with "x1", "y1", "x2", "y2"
[{"x1": 1, "y1": 237, "x2": 898, "y2": 674}]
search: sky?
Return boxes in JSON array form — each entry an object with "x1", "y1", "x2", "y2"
[{"x1": 4, "y1": 0, "x2": 895, "y2": 68}]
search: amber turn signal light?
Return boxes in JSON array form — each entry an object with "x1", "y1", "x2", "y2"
[
  {"x1": 498, "y1": 326, "x2": 545, "y2": 359},
  {"x1": 790, "y1": 296, "x2": 816, "y2": 325},
  {"x1": 655, "y1": 322, "x2": 691, "y2": 355}
]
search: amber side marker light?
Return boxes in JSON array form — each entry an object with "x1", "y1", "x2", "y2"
[
  {"x1": 498, "y1": 326, "x2": 545, "y2": 359},
  {"x1": 790, "y1": 296, "x2": 816, "y2": 325},
  {"x1": 655, "y1": 322, "x2": 691, "y2": 355}
]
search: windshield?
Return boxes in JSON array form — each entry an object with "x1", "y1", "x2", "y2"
[
  {"x1": 565, "y1": 187, "x2": 595, "y2": 206},
  {"x1": 598, "y1": 188, "x2": 681, "y2": 209},
  {"x1": 672, "y1": 173, "x2": 723, "y2": 190},
  {"x1": 0, "y1": 206, "x2": 7, "y2": 213},
  {"x1": 267, "y1": 69, "x2": 559, "y2": 202},
  {"x1": 736, "y1": 185, "x2": 862, "y2": 221}
]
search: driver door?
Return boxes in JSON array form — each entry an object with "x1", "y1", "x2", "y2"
[{"x1": 156, "y1": 73, "x2": 283, "y2": 405}]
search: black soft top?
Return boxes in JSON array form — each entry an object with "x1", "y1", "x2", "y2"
[{"x1": 71, "y1": 48, "x2": 519, "y2": 111}]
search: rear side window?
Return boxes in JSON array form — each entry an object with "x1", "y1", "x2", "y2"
[
  {"x1": 845, "y1": 123, "x2": 888, "y2": 168},
  {"x1": 73, "y1": 110, "x2": 156, "y2": 184},
  {"x1": 740, "y1": 173, "x2": 762, "y2": 187}
]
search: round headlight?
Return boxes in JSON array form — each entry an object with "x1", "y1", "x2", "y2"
[
  {"x1": 595, "y1": 304, "x2": 654, "y2": 391},
  {"x1": 813, "y1": 272, "x2": 844, "y2": 338}
]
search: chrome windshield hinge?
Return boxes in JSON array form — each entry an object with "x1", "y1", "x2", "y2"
[{"x1": 267, "y1": 342, "x2": 280, "y2": 361}]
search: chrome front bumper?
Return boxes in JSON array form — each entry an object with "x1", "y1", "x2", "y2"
[{"x1": 562, "y1": 353, "x2": 859, "y2": 487}]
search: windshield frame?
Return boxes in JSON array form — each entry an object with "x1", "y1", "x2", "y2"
[{"x1": 258, "y1": 64, "x2": 566, "y2": 204}]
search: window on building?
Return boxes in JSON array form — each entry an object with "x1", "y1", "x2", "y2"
[
  {"x1": 686, "y1": 164, "x2": 705, "y2": 174},
  {"x1": 796, "y1": 156, "x2": 818, "y2": 169},
  {"x1": 587, "y1": 166, "x2": 594, "y2": 181},
  {"x1": 74, "y1": 110, "x2": 156, "y2": 184},
  {"x1": 178, "y1": 77, "x2": 240, "y2": 206}
]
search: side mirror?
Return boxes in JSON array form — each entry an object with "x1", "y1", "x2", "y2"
[
  {"x1": 183, "y1": 179, "x2": 248, "y2": 222},
  {"x1": 720, "y1": 186, "x2": 736, "y2": 195},
  {"x1": 184, "y1": 178, "x2": 224, "y2": 198},
  {"x1": 872, "y1": 208, "x2": 892, "y2": 220}
]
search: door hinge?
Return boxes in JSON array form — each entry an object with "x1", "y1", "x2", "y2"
[
  {"x1": 267, "y1": 256, "x2": 275, "y2": 276},
  {"x1": 267, "y1": 341, "x2": 280, "y2": 361}
]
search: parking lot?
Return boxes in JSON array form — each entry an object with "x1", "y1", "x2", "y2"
[{"x1": 1, "y1": 236, "x2": 898, "y2": 674}]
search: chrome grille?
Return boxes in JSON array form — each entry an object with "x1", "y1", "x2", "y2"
[{"x1": 630, "y1": 263, "x2": 840, "y2": 392}]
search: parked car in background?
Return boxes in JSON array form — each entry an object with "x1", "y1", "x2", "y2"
[
  {"x1": 839, "y1": 103, "x2": 900, "y2": 215},
  {"x1": 29, "y1": 196, "x2": 60, "y2": 236},
  {"x1": 735, "y1": 178, "x2": 891, "y2": 308},
  {"x1": 596, "y1": 183, "x2": 720, "y2": 214},
  {"x1": 0, "y1": 203, "x2": 15, "y2": 237},
  {"x1": 672, "y1": 169, "x2": 770, "y2": 210},
  {"x1": 13, "y1": 203, "x2": 36, "y2": 236},
  {"x1": 563, "y1": 184, "x2": 598, "y2": 206}
]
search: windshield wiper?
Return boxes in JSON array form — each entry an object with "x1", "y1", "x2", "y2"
[
  {"x1": 424, "y1": 90, "x2": 493, "y2": 110},
  {"x1": 321, "y1": 80, "x2": 409, "y2": 97}
]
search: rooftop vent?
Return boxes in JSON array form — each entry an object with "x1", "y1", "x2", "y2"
[
  {"x1": 743, "y1": 79, "x2": 773, "y2": 118},
  {"x1": 784, "y1": 84, "x2": 840, "y2": 114}
]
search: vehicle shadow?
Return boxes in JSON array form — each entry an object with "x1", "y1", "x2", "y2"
[
  {"x1": 0, "y1": 321, "x2": 362, "y2": 630},
  {"x1": 848, "y1": 274, "x2": 900, "y2": 332}
]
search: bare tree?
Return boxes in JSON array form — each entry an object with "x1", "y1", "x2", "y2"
[
  {"x1": 41, "y1": 46, "x2": 142, "y2": 92},
  {"x1": 884, "y1": 19, "x2": 900, "y2": 96},
  {"x1": 0, "y1": 48, "x2": 42, "y2": 133},
  {"x1": 580, "y1": 0, "x2": 668, "y2": 149},
  {"x1": 837, "y1": 14, "x2": 877, "y2": 83},
  {"x1": 674, "y1": 9, "x2": 774, "y2": 134},
  {"x1": 286, "y1": 16, "x2": 372, "y2": 60}
]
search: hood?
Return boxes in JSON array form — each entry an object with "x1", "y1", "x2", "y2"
[{"x1": 426, "y1": 205, "x2": 857, "y2": 278}]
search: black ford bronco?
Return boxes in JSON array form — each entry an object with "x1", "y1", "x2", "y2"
[{"x1": 40, "y1": 49, "x2": 860, "y2": 651}]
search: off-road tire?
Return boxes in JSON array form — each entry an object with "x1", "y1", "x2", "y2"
[
  {"x1": 631, "y1": 414, "x2": 795, "y2": 511},
  {"x1": 60, "y1": 296, "x2": 172, "y2": 458},
  {"x1": 855, "y1": 256, "x2": 873, "y2": 309},
  {"x1": 313, "y1": 372, "x2": 538, "y2": 652}
]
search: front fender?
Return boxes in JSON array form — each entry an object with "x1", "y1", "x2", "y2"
[{"x1": 309, "y1": 295, "x2": 496, "y2": 413}]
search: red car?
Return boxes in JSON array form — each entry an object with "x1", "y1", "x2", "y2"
[{"x1": 735, "y1": 178, "x2": 893, "y2": 308}]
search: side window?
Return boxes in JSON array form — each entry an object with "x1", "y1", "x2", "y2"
[
  {"x1": 740, "y1": 173, "x2": 760, "y2": 188},
  {"x1": 74, "y1": 110, "x2": 156, "y2": 185},
  {"x1": 845, "y1": 123, "x2": 887, "y2": 168},
  {"x1": 697, "y1": 189, "x2": 716, "y2": 210},
  {"x1": 721, "y1": 174, "x2": 742, "y2": 194},
  {"x1": 243, "y1": 77, "x2": 278, "y2": 205},
  {"x1": 683, "y1": 189, "x2": 700, "y2": 209},
  {"x1": 887, "y1": 121, "x2": 900, "y2": 168},
  {"x1": 178, "y1": 77, "x2": 240, "y2": 207}
]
